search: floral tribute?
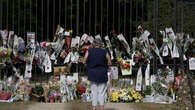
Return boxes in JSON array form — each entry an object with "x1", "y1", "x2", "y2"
[{"x1": 109, "y1": 88, "x2": 143, "y2": 103}]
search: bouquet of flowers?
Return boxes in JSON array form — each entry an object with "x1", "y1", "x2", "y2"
[
  {"x1": 132, "y1": 37, "x2": 151, "y2": 65},
  {"x1": 109, "y1": 88, "x2": 143, "y2": 103},
  {"x1": 0, "y1": 47, "x2": 12, "y2": 64},
  {"x1": 151, "y1": 66, "x2": 175, "y2": 96}
]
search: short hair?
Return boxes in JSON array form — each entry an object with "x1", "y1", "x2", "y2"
[{"x1": 92, "y1": 39, "x2": 103, "y2": 47}]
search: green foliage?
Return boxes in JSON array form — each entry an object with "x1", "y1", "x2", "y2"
[{"x1": 145, "y1": 86, "x2": 152, "y2": 95}]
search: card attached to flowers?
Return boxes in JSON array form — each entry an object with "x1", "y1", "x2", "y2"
[
  {"x1": 109, "y1": 66, "x2": 119, "y2": 79},
  {"x1": 189, "y1": 57, "x2": 195, "y2": 70},
  {"x1": 121, "y1": 59, "x2": 132, "y2": 76}
]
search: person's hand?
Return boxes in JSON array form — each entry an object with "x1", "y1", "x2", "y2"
[{"x1": 78, "y1": 58, "x2": 84, "y2": 63}]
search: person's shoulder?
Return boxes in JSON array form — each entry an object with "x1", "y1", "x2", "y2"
[
  {"x1": 99, "y1": 48, "x2": 107, "y2": 53},
  {"x1": 98, "y1": 48, "x2": 106, "y2": 51},
  {"x1": 88, "y1": 48, "x2": 93, "y2": 51}
]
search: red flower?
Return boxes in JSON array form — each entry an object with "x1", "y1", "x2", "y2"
[
  {"x1": 111, "y1": 30, "x2": 116, "y2": 35},
  {"x1": 42, "y1": 42, "x2": 47, "y2": 47},
  {"x1": 1, "y1": 51, "x2": 7, "y2": 57},
  {"x1": 77, "y1": 84, "x2": 86, "y2": 94},
  {"x1": 65, "y1": 48, "x2": 70, "y2": 54},
  {"x1": 83, "y1": 48, "x2": 88, "y2": 54}
]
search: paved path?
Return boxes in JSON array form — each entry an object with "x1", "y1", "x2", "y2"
[{"x1": 0, "y1": 102, "x2": 176, "y2": 110}]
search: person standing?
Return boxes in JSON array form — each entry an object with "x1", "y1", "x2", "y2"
[{"x1": 83, "y1": 39, "x2": 112, "y2": 110}]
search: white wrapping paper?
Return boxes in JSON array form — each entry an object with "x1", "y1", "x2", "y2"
[
  {"x1": 165, "y1": 27, "x2": 176, "y2": 58},
  {"x1": 80, "y1": 34, "x2": 89, "y2": 45},
  {"x1": 172, "y1": 41, "x2": 179, "y2": 58},
  {"x1": 8, "y1": 31, "x2": 14, "y2": 48},
  {"x1": 44, "y1": 53, "x2": 52, "y2": 73},
  {"x1": 64, "y1": 52, "x2": 72, "y2": 64},
  {"x1": 0, "y1": 30, "x2": 8, "y2": 47},
  {"x1": 117, "y1": 34, "x2": 130, "y2": 54},
  {"x1": 165, "y1": 27, "x2": 176, "y2": 40},
  {"x1": 88, "y1": 36, "x2": 94, "y2": 44},
  {"x1": 95, "y1": 34, "x2": 102, "y2": 41},
  {"x1": 140, "y1": 30, "x2": 150, "y2": 44},
  {"x1": 104, "y1": 35, "x2": 114, "y2": 60},
  {"x1": 145, "y1": 63, "x2": 150, "y2": 86},
  {"x1": 71, "y1": 36, "x2": 80, "y2": 48},
  {"x1": 162, "y1": 45, "x2": 169, "y2": 57},
  {"x1": 71, "y1": 52, "x2": 79, "y2": 63},
  {"x1": 13, "y1": 35, "x2": 18, "y2": 56},
  {"x1": 149, "y1": 38, "x2": 164, "y2": 64},
  {"x1": 136, "y1": 66, "x2": 142, "y2": 91},
  {"x1": 24, "y1": 32, "x2": 36, "y2": 78},
  {"x1": 160, "y1": 30, "x2": 169, "y2": 57}
]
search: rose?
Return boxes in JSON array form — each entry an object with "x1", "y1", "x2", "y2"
[{"x1": 1, "y1": 51, "x2": 7, "y2": 57}]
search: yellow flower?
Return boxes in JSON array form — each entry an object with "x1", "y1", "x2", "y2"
[
  {"x1": 133, "y1": 93, "x2": 138, "y2": 100},
  {"x1": 117, "y1": 58, "x2": 122, "y2": 63},
  {"x1": 69, "y1": 30, "x2": 73, "y2": 34},
  {"x1": 112, "y1": 92, "x2": 119, "y2": 102}
]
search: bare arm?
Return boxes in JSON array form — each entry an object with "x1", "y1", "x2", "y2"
[
  {"x1": 83, "y1": 50, "x2": 88, "y2": 64},
  {"x1": 106, "y1": 52, "x2": 112, "y2": 66}
]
